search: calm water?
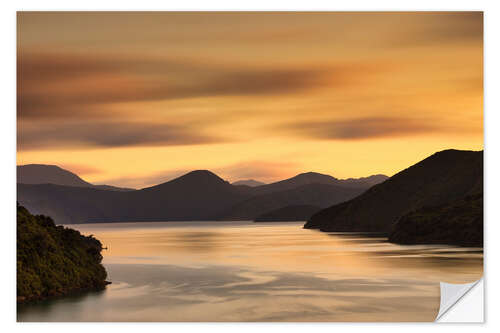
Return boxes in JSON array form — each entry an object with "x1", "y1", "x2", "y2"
[{"x1": 17, "y1": 221, "x2": 483, "y2": 322}]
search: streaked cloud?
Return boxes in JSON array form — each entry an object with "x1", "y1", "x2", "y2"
[
  {"x1": 18, "y1": 120, "x2": 225, "y2": 150},
  {"x1": 18, "y1": 52, "x2": 331, "y2": 119},
  {"x1": 387, "y1": 12, "x2": 483, "y2": 47},
  {"x1": 16, "y1": 12, "x2": 483, "y2": 184},
  {"x1": 276, "y1": 117, "x2": 437, "y2": 140}
]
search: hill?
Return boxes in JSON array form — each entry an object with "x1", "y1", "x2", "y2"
[
  {"x1": 93, "y1": 184, "x2": 135, "y2": 192},
  {"x1": 305, "y1": 149, "x2": 483, "y2": 232},
  {"x1": 339, "y1": 174, "x2": 389, "y2": 187},
  {"x1": 232, "y1": 179, "x2": 266, "y2": 187},
  {"x1": 18, "y1": 164, "x2": 93, "y2": 187},
  {"x1": 254, "y1": 172, "x2": 339, "y2": 194},
  {"x1": 17, "y1": 164, "x2": 134, "y2": 191},
  {"x1": 254, "y1": 204, "x2": 322, "y2": 222},
  {"x1": 17, "y1": 204, "x2": 109, "y2": 302},
  {"x1": 388, "y1": 193, "x2": 483, "y2": 247},
  {"x1": 17, "y1": 170, "x2": 252, "y2": 224},
  {"x1": 17, "y1": 168, "x2": 386, "y2": 224},
  {"x1": 221, "y1": 183, "x2": 365, "y2": 220},
  {"x1": 17, "y1": 183, "x2": 124, "y2": 224},
  {"x1": 125, "y1": 170, "x2": 254, "y2": 220},
  {"x1": 253, "y1": 172, "x2": 387, "y2": 195}
]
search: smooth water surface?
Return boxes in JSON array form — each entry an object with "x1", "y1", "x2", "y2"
[{"x1": 17, "y1": 221, "x2": 483, "y2": 322}]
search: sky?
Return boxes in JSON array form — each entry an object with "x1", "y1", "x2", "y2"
[{"x1": 17, "y1": 12, "x2": 483, "y2": 189}]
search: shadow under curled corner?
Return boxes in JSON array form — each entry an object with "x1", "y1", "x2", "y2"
[{"x1": 435, "y1": 278, "x2": 484, "y2": 322}]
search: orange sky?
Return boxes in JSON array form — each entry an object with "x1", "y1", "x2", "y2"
[{"x1": 17, "y1": 12, "x2": 483, "y2": 188}]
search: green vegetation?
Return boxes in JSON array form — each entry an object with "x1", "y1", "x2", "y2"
[
  {"x1": 388, "y1": 194, "x2": 483, "y2": 247},
  {"x1": 17, "y1": 204, "x2": 109, "y2": 302}
]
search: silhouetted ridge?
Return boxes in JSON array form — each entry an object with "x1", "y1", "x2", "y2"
[
  {"x1": 280, "y1": 172, "x2": 339, "y2": 184},
  {"x1": 144, "y1": 170, "x2": 228, "y2": 190},
  {"x1": 254, "y1": 172, "x2": 339, "y2": 194},
  {"x1": 174, "y1": 170, "x2": 228, "y2": 184},
  {"x1": 294, "y1": 172, "x2": 338, "y2": 181},
  {"x1": 17, "y1": 164, "x2": 134, "y2": 191},
  {"x1": 18, "y1": 168, "x2": 387, "y2": 224},
  {"x1": 340, "y1": 174, "x2": 389, "y2": 187},
  {"x1": 305, "y1": 149, "x2": 483, "y2": 233},
  {"x1": 220, "y1": 183, "x2": 365, "y2": 220},
  {"x1": 232, "y1": 179, "x2": 266, "y2": 187},
  {"x1": 18, "y1": 164, "x2": 93, "y2": 187}
]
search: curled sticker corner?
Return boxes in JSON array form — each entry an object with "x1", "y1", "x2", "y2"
[{"x1": 435, "y1": 278, "x2": 483, "y2": 322}]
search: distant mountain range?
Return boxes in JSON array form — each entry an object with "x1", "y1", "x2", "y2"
[
  {"x1": 232, "y1": 179, "x2": 266, "y2": 187},
  {"x1": 17, "y1": 164, "x2": 134, "y2": 191},
  {"x1": 221, "y1": 183, "x2": 365, "y2": 221},
  {"x1": 17, "y1": 165, "x2": 387, "y2": 224},
  {"x1": 17, "y1": 150, "x2": 483, "y2": 246},
  {"x1": 304, "y1": 149, "x2": 483, "y2": 246},
  {"x1": 251, "y1": 172, "x2": 388, "y2": 194}
]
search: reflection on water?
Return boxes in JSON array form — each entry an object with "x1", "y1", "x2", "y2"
[{"x1": 17, "y1": 221, "x2": 483, "y2": 322}]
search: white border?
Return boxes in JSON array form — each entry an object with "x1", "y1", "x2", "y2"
[{"x1": 2, "y1": 1, "x2": 499, "y2": 332}]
